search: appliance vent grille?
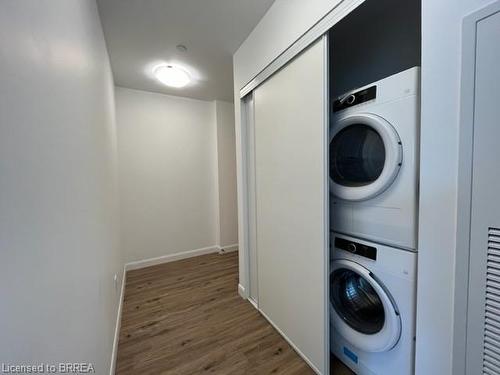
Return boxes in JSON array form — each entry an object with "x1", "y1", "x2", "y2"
[{"x1": 483, "y1": 228, "x2": 500, "y2": 375}]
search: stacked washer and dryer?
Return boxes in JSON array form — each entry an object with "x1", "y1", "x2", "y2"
[{"x1": 329, "y1": 67, "x2": 420, "y2": 375}]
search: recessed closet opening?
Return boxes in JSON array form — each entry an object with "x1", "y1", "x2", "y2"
[
  {"x1": 327, "y1": 0, "x2": 421, "y2": 373},
  {"x1": 238, "y1": 0, "x2": 422, "y2": 373}
]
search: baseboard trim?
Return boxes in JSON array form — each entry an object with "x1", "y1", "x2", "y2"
[
  {"x1": 109, "y1": 266, "x2": 126, "y2": 375},
  {"x1": 238, "y1": 283, "x2": 247, "y2": 299},
  {"x1": 248, "y1": 297, "x2": 258, "y2": 310},
  {"x1": 218, "y1": 243, "x2": 238, "y2": 253},
  {"x1": 258, "y1": 309, "x2": 323, "y2": 375},
  {"x1": 125, "y1": 245, "x2": 220, "y2": 271}
]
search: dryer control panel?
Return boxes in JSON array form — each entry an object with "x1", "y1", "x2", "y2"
[{"x1": 332, "y1": 85, "x2": 377, "y2": 112}]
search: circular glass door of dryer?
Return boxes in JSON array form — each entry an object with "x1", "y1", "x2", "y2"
[
  {"x1": 330, "y1": 259, "x2": 401, "y2": 353},
  {"x1": 329, "y1": 113, "x2": 402, "y2": 201}
]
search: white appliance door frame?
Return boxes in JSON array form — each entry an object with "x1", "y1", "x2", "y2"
[
  {"x1": 329, "y1": 113, "x2": 403, "y2": 201},
  {"x1": 330, "y1": 259, "x2": 402, "y2": 352},
  {"x1": 253, "y1": 36, "x2": 329, "y2": 374}
]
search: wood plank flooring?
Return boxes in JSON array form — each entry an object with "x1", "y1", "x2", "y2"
[{"x1": 116, "y1": 251, "x2": 354, "y2": 375}]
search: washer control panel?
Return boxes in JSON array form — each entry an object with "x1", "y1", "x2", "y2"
[
  {"x1": 335, "y1": 237, "x2": 377, "y2": 261},
  {"x1": 332, "y1": 85, "x2": 377, "y2": 112}
]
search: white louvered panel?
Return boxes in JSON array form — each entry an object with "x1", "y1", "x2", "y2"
[{"x1": 483, "y1": 228, "x2": 500, "y2": 374}]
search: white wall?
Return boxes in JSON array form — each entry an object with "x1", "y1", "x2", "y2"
[
  {"x1": 0, "y1": 1, "x2": 121, "y2": 373},
  {"x1": 215, "y1": 101, "x2": 239, "y2": 249},
  {"x1": 116, "y1": 87, "x2": 230, "y2": 262},
  {"x1": 415, "y1": 0, "x2": 493, "y2": 374}
]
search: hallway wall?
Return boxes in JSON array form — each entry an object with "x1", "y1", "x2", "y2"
[
  {"x1": 116, "y1": 87, "x2": 237, "y2": 263},
  {"x1": 0, "y1": 0, "x2": 122, "y2": 373}
]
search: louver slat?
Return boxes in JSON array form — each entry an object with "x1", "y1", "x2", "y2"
[
  {"x1": 488, "y1": 239, "x2": 500, "y2": 248},
  {"x1": 488, "y1": 249, "x2": 500, "y2": 258},
  {"x1": 486, "y1": 311, "x2": 500, "y2": 327},
  {"x1": 488, "y1": 273, "x2": 500, "y2": 285},
  {"x1": 483, "y1": 228, "x2": 500, "y2": 374},
  {"x1": 486, "y1": 287, "x2": 500, "y2": 302},
  {"x1": 486, "y1": 293, "x2": 500, "y2": 305},
  {"x1": 486, "y1": 298, "x2": 500, "y2": 311},
  {"x1": 485, "y1": 322, "x2": 500, "y2": 337},
  {"x1": 489, "y1": 228, "x2": 500, "y2": 237},
  {"x1": 488, "y1": 257, "x2": 500, "y2": 268},
  {"x1": 487, "y1": 278, "x2": 500, "y2": 290}
]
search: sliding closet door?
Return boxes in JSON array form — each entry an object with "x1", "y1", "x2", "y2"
[{"x1": 254, "y1": 37, "x2": 328, "y2": 374}]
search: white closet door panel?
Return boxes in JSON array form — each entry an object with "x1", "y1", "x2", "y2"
[{"x1": 254, "y1": 38, "x2": 327, "y2": 374}]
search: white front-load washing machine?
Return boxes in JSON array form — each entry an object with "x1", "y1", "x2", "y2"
[
  {"x1": 329, "y1": 67, "x2": 420, "y2": 250},
  {"x1": 330, "y1": 232, "x2": 417, "y2": 375}
]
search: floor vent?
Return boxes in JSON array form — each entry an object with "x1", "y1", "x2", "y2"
[{"x1": 483, "y1": 228, "x2": 500, "y2": 375}]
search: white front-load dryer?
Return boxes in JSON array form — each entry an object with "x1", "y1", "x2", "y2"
[
  {"x1": 329, "y1": 67, "x2": 420, "y2": 250},
  {"x1": 330, "y1": 232, "x2": 417, "y2": 375}
]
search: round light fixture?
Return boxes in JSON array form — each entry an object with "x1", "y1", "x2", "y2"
[{"x1": 153, "y1": 64, "x2": 191, "y2": 88}]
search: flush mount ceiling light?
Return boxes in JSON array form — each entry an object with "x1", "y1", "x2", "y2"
[{"x1": 153, "y1": 64, "x2": 191, "y2": 88}]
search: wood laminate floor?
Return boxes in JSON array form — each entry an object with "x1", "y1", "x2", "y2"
[{"x1": 116, "y1": 251, "x2": 354, "y2": 375}]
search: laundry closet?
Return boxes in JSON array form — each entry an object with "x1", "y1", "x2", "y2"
[{"x1": 237, "y1": 0, "x2": 421, "y2": 374}]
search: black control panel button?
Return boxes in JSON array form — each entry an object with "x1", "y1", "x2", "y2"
[
  {"x1": 347, "y1": 243, "x2": 357, "y2": 253},
  {"x1": 335, "y1": 237, "x2": 377, "y2": 261},
  {"x1": 345, "y1": 94, "x2": 356, "y2": 105},
  {"x1": 332, "y1": 85, "x2": 377, "y2": 112}
]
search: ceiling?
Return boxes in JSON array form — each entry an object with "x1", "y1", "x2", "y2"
[{"x1": 97, "y1": 0, "x2": 275, "y2": 102}]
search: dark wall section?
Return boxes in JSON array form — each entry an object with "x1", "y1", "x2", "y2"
[{"x1": 329, "y1": 0, "x2": 421, "y2": 98}]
